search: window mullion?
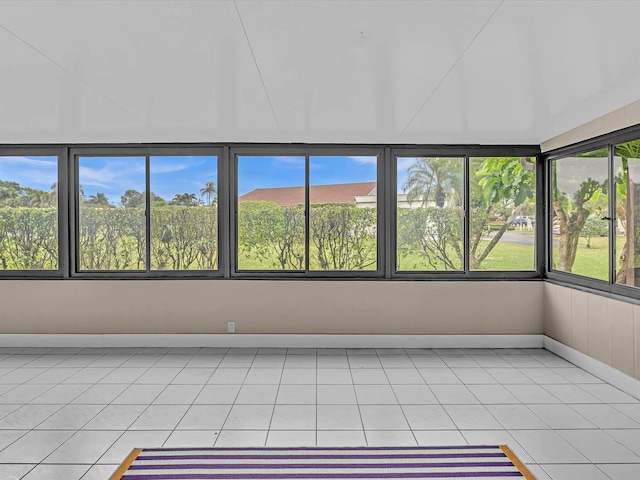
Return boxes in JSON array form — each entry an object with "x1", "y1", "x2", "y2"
[
  {"x1": 305, "y1": 155, "x2": 310, "y2": 273},
  {"x1": 145, "y1": 155, "x2": 151, "y2": 273}
]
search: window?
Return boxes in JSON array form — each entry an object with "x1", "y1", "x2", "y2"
[
  {"x1": 236, "y1": 153, "x2": 379, "y2": 273},
  {"x1": 614, "y1": 139, "x2": 640, "y2": 288},
  {"x1": 78, "y1": 156, "x2": 146, "y2": 271},
  {"x1": 77, "y1": 153, "x2": 219, "y2": 274},
  {"x1": 309, "y1": 156, "x2": 377, "y2": 271},
  {"x1": 469, "y1": 157, "x2": 536, "y2": 271},
  {"x1": 551, "y1": 149, "x2": 609, "y2": 281},
  {"x1": 0, "y1": 155, "x2": 58, "y2": 270},
  {"x1": 150, "y1": 156, "x2": 218, "y2": 271},
  {"x1": 396, "y1": 156, "x2": 464, "y2": 271}
]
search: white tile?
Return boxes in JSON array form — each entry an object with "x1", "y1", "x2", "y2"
[
  {"x1": 99, "y1": 367, "x2": 147, "y2": 384},
  {"x1": 409, "y1": 355, "x2": 447, "y2": 367},
  {"x1": 467, "y1": 385, "x2": 520, "y2": 404},
  {"x1": 359, "y1": 405, "x2": 409, "y2": 430},
  {"x1": 207, "y1": 368, "x2": 249, "y2": 384},
  {"x1": 0, "y1": 385, "x2": 55, "y2": 404},
  {"x1": 163, "y1": 430, "x2": 219, "y2": 447},
  {"x1": 223, "y1": 405, "x2": 274, "y2": 429},
  {"x1": 215, "y1": 430, "x2": 267, "y2": 446},
  {"x1": 414, "y1": 430, "x2": 467, "y2": 446},
  {"x1": 134, "y1": 367, "x2": 181, "y2": 384},
  {"x1": 486, "y1": 405, "x2": 549, "y2": 429},
  {"x1": 195, "y1": 384, "x2": 241, "y2": 404},
  {"x1": 281, "y1": 369, "x2": 316, "y2": 384},
  {"x1": 317, "y1": 430, "x2": 366, "y2": 446},
  {"x1": 26, "y1": 368, "x2": 81, "y2": 384},
  {"x1": 0, "y1": 404, "x2": 63, "y2": 429},
  {"x1": 153, "y1": 355, "x2": 192, "y2": 368},
  {"x1": 354, "y1": 385, "x2": 397, "y2": 404},
  {"x1": 266, "y1": 430, "x2": 316, "y2": 446},
  {"x1": 418, "y1": 368, "x2": 461, "y2": 384},
  {"x1": 520, "y1": 368, "x2": 570, "y2": 384},
  {"x1": 392, "y1": 385, "x2": 438, "y2": 404},
  {"x1": 0, "y1": 430, "x2": 74, "y2": 463},
  {"x1": 597, "y1": 464, "x2": 640, "y2": 480},
  {"x1": 276, "y1": 385, "x2": 316, "y2": 404},
  {"x1": 350, "y1": 369, "x2": 388, "y2": 384},
  {"x1": 430, "y1": 385, "x2": 479, "y2": 404},
  {"x1": 235, "y1": 385, "x2": 278, "y2": 404},
  {"x1": 0, "y1": 430, "x2": 27, "y2": 450},
  {"x1": 613, "y1": 404, "x2": 640, "y2": 422},
  {"x1": 284, "y1": 355, "x2": 316, "y2": 368},
  {"x1": 509, "y1": 430, "x2": 588, "y2": 463},
  {"x1": 347, "y1": 355, "x2": 382, "y2": 369},
  {"x1": 99, "y1": 431, "x2": 171, "y2": 463},
  {"x1": 21, "y1": 464, "x2": 89, "y2": 480},
  {"x1": 71, "y1": 384, "x2": 128, "y2": 404},
  {"x1": 467, "y1": 355, "x2": 511, "y2": 368},
  {"x1": 81, "y1": 464, "x2": 119, "y2": 480},
  {"x1": 120, "y1": 355, "x2": 162, "y2": 367},
  {"x1": 402, "y1": 405, "x2": 456, "y2": 430},
  {"x1": 30, "y1": 384, "x2": 91, "y2": 404},
  {"x1": 170, "y1": 368, "x2": 214, "y2": 384},
  {"x1": 0, "y1": 465, "x2": 36, "y2": 480},
  {"x1": 500, "y1": 355, "x2": 543, "y2": 367},
  {"x1": 185, "y1": 355, "x2": 223, "y2": 368},
  {"x1": 379, "y1": 355, "x2": 414, "y2": 368},
  {"x1": 581, "y1": 383, "x2": 640, "y2": 403},
  {"x1": 244, "y1": 368, "x2": 282, "y2": 384},
  {"x1": 83, "y1": 405, "x2": 147, "y2": 430},
  {"x1": 552, "y1": 367, "x2": 604, "y2": 384},
  {"x1": 485, "y1": 368, "x2": 534, "y2": 384},
  {"x1": 37, "y1": 405, "x2": 104, "y2": 430},
  {"x1": 558, "y1": 429, "x2": 640, "y2": 463},
  {"x1": 541, "y1": 384, "x2": 600, "y2": 403},
  {"x1": 528, "y1": 404, "x2": 596, "y2": 429},
  {"x1": 541, "y1": 464, "x2": 609, "y2": 480},
  {"x1": 440, "y1": 355, "x2": 478, "y2": 368},
  {"x1": 384, "y1": 368, "x2": 424, "y2": 384},
  {"x1": 365, "y1": 430, "x2": 416, "y2": 445},
  {"x1": 270, "y1": 405, "x2": 316, "y2": 430},
  {"x1": 317, "y1": 405, "x2": 362, "y2": 430},
  {"x1": 504, "y1": 384, "x2": 560, "y2": 403},
  {"x1": 570, "y1": 404, "x2": 640, "y2": 428},
  {"x1": 605, "y1": 429, "x2": 640, "y2": 456},
  {"x1": 218, "y1": 355, "x2": 255, "y2": 368},
  {"x1": 176, "y1": 405, "x2": 232, "y2": 430},
  {"x1": 450, "y1": 368, "x2": 498, "y2": 384},
  {"x1": 62, "y1": 367, "x2": 114, "y2": 384},
  {"x1": 45, "y1": 430, "x2": 122, "y2": 463},
  {"x1": 316, "y1": 369, "x2": 352, "y2": 384},
  {"x1": 316, "y1": 356, "x2": 349, "y2": 368},
  {"x1": 461, "y1": 430, "x2": 533, "y2": 464},
  {"x1": 112, "y1": 384, "x2": 165, "y2": 404},
  {"x1": 251, "y1": 355, "x2": 285, "y2": 368},
  {"x1": 317, "y1": 384, "x2": 356, "y2": 404},
  {"x1": 152, "y1": 385, "x2": 202, "y2": 404},
  {"x1": 444, "y1": 405, "x2": 502, "y2": 430},
  {"x1": 130, "y1": 405, "x2": 189, "y2": 430}
]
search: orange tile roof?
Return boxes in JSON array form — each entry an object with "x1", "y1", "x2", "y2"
[{"x1": 239, "y1": 182, "x2": 376, "y2": 206}]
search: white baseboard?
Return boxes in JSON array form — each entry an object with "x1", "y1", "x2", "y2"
[
  {"x1": 544, "y1": 336, "x2": 640, "y2": 401},
  {"x1": 0, "y1": 333, "x2": 544, "y2": 349}
]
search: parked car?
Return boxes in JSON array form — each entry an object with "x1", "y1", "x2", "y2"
[{"x1": 513, "y1": 216, "x2": 535, "y2": 227}]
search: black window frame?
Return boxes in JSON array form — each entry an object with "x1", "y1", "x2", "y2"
[
  {"x1": 70, "y1": 145, "x2": 224, "y2": 279},
  {"x1": 0, "y1": 146, "x2": 66, "y2": 279}
]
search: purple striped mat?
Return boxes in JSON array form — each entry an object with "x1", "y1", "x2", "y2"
[{"x1": 110, "y1": 445, "x2": 535, "y2": 479}]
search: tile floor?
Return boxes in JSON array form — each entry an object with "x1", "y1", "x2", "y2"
[{"x1": 0, "y1": 346, "x2": 638, "y2": 479}]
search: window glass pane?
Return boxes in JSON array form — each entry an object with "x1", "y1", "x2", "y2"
[
  {"x1": 237, "y1": 156, "x2": 305, "y2": 271},
  {"x1": 396, "y1": 157, "x2": 464, "y2": 271},
  {"x1": 78, "y1": 156, "x2": 146, "y2": 271},
  {"x1": 309, "y1": 156, "x2": 377, "y2": 271},
  {"x1": 150, "y1": 156, "x2": 218, "y2": 271},
  {"x1": 614, "y1": 140, "x2": 640, "y2": 287},
  {"x1": 552, "y1": 150, "x2": 609, "y2": 280},
  {"x1": 0, "y1": 155, "x2": 58, "y2": 270},
  {"x1": 469, "y1": 157, "x2": 536, "y2": 271}
]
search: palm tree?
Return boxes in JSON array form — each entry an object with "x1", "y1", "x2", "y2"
[
  {"x1": 200, "y1": 181, "x2": 217, "y2": 206},
  {"x1": 402, "y1": 157, "x2": 462, "y2": 207},
  {"x1": 85, "y1": 192, "x2": 110, "y2": 207}
]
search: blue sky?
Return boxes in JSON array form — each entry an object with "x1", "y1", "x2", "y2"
[
  {"x1": 237, "y1": 155, "x2": 377, "y2": 196},
  {"x1": 3, "y1": 154, "x2": 384, "y2": 204},
  {"x1": 0, "y1": 156, "x2": 57, "y2": 190}
]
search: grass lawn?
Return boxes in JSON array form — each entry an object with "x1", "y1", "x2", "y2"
[{"x1": 551, "y1": 235, "x2": 624, "y2": 281}]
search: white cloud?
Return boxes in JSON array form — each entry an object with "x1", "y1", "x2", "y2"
[
  {"x1": 79, "y1": 160, "x2": 145, "y2": 188},
  {"x1": 347, "y1": 156, "x2": 377, "y2": 166}
]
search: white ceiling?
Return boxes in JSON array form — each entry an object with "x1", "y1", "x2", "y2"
[{"x1": 0, "y1": 0, "x2": 639, "y2": 145}]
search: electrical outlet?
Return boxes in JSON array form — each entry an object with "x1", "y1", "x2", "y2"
[{"x1": 227, "y1": 321, "x2": 236, "y2": 333}]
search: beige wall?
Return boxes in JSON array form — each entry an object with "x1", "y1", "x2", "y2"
[
  {"x1": 541, "y1": 99, "x2": 640, "y2": 152},
  {"x1": 0, "y1": 280, "x2": 543, "y2": 336},
  {"x1": 545, "y1": 282, "x2": 640, "y2": 381}
]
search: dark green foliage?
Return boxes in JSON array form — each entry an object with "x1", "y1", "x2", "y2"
[{"x1": 0, "y1": 207, "x2": 58, "y2": 270}]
